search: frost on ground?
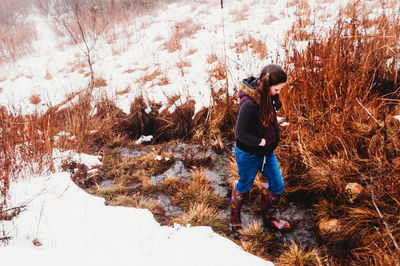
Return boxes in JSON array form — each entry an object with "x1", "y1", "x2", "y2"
[{"x1": 0, "y1": 151, "x2": 272, "y2": 266}]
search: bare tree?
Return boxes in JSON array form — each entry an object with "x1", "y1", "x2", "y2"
[{"x1": 40, "y1": 0, "x2": 113, "y2": 87}]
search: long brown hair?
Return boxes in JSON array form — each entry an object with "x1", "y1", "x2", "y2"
[{"x1": 258, "y1": 64, "x2": 286, "y2": 127}]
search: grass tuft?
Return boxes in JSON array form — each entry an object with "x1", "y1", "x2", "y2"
[
  {"x1": 173, "y1": 168, "x2": 226, "y2": 210},
  {"x1": 276, "y1": 242, "x2": 323, "y2": 266},
  {"x1": 29, "y1": 94, "x2": 41, "y2": 105},
  {"x1": 239, "y1": 221, "x2": 273, "y2": 257},
  {"x1": 172, "y1": 202, "x2": 226, "y2": 231}
]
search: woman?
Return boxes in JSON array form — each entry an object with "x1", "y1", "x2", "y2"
[{"x1": 231, "y1": 64, "x2": 290, "y2": 232}]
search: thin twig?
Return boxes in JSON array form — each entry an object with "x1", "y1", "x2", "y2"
[
  {"x1": 340, "y1": 35, "x2": 396, "y2": 38},
  {"x1": 370, "y1": 188, "x2": 400, "y2": 257},
  {"x1": 0, "y1": 205, "x2": 26, "y2": 214},
  {"x1": 356, "y1": 98, "x2": 381, "y2": 127}
]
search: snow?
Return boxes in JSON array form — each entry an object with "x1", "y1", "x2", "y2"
[
  {"x1": 280, "y1": 122, "x2": 290, "y2": 127},
  {"x1": 1, "y1": 152, "x2": 271, "y2": 266},
  {"x1": 135, "y1": 135, "x2": 154, "y2": 144}
]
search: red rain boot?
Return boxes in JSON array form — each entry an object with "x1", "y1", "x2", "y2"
[
  {"x1": 261, "y1": 183, "x2": 290, "y2": 230},
  {"x1": 231, "y1": 182, "x2": 244, "y2": 232}
]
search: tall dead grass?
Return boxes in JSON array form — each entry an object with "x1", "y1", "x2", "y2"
[
  {"x1": 0, "y1": 89, "x2": 137, "y2": 214},
  {"x1": 0, "y1": 107, "x2": 54, "y2": 218},
  {"x1": 0, "y1": 0, "x2": 37, "y2": 64},
  {"x1": 193, "y1": 58, "x2": 238, "y2": 147},
  {"x1": 129, "y1": 94, "x2": 196, "y2": 142},
  {"x1": 279, "y1": 1, "x2": 400, "y2": 263}
]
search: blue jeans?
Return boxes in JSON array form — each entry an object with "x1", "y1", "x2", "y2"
[{"x1": 234, "y1": 145, "x2": 284, "y2": 194}]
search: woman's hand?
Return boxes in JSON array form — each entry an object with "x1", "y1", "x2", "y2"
[{"x1": 259, "y1": 138, "x2": 266, "y2": 146}]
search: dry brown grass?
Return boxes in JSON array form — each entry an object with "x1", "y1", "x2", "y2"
[
  {"x1": 176, "y1": 59, "x2": 191, "y2": 69},
  {"x1": 182, "y1": 147, "x2": 213, "y2": 169},
  {"x1": 0, "y1": 15, "x2": 36, "y2": 64},
  {"x1": 276, "y1": 242, "x2": 323, "y2": 266},
  {"x1": 50, "y1": 93, "x2": 130, "y2": 149},
  {"x1": 208, "y1": 61, "x2": 227, "y2": 81},
  {"x1": 128, "y1": 95, "x2": 158, "y2": 140},
  {"x1": 156, "y1": 76, "x2": 169, "y2": 86},
  {"x1": 154, "y1": 35, "x2": 164, "y2": 42},
  {"x1": 186, "y1": 48, "x2": 198, "y2": 56},
  {"x1": 207, "y1": 53, "x2": 218, "y2": 64},
  {"x1": 123, "y1": 68, "x2": 136, "y2": 74},
  {"x1": 157, "y1": 177, "x2": 183, "y2": 195},
  {"x1": 231, "y1": 38, "x2": 248, "y2": 54},
  {"x1": 263, "y1": 14, "x2": 278, "y2": 25},
  {"x1": 172, "y1": 202, "x2": 226, "y2": 231},
  {"x1": 248, "y1": 35, "x2": 268, "y2": 59},
  {"x1": 116, "y1": 87, "x2": 131, "y2": 95},
  {"x1": 164, "y1": 32, "x2": 182, "y2": 53},
  {"x1": 93, "y1": 78, "x2": 107, "y2": 88},
  {"x1": 68, "y1": 61, "x2": 86, "y2": 73},
  {"x1": 231, "y1": 5, "x2": 250, "y2": 22},
  {"x1": 0, "y1": 105, "x2": 58, "y2": 211},
  {"x1": 278, "y1": 1, "x2": 400, "y2": 264},
  {"x1": 29, "y1": 95, "x2": 41, "y2": 105},
  {"x1": 109, "y1": 150, "x2": 174, "y2": 183},
  {"x1": 96, "y1": 184, "x2": 132, "y2": 199},
  {"x1": 44, "y1": 71, "x2": 52, "y2": 80},
  {"x1": 230, "y1": 34, "x2": 267, "y2": 59},
  {"x1": 140, "y1": 68, "x2": 162, "y2": 84},
  {"x1": 108, "y1": 195, "x2": 161, "y2": 213},
  {"x1": 193, "y1": 58, "x2": 238, "y2": 144},
  {"x1": 239, "y1": 221, "x2": 273, "y2": 258},
  {"x1": 173, "y1": 168, "x2": 226, "y2": 210},
  {"x1": 165, "y1": 19, "x2": 201, "y2": 53},
  {"x1": 153, "y1": 97, "x2": 196, "y2": 142}
]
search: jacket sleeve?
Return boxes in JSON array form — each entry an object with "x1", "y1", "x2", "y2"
[{"x1": 235, "y1": 100, "x2": 263, "y2": 146}]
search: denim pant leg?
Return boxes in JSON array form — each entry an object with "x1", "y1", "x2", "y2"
[
  {"x1": 234, "y1": 146, "x2": 263, "y2": 193},
  {"x1": 260, "y1": 152, "x2": 284, "y2": 195}
]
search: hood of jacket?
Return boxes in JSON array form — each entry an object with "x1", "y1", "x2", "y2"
[{"x1": 238, "y1": 77, "x2": 260, "y2": 105}]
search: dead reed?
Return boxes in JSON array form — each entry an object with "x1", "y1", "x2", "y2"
[
  {"x1": 0, "y1": 0, "x2": 36, "y2": 64},
  {"x1": 278, "y1": 1, "x2": 400, "y2": 263}
]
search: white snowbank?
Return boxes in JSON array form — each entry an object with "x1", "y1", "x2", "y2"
[{"x1": 1, "y1": 152, "x2": 272, "y2": 266}]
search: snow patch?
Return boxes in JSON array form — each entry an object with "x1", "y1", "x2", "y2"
[
  {"x1": 1, "y1": 171, "x2": 271, "y2": 266},
  {"x1": 135, "y1": 135, "x2": 154, "y2": 144}
]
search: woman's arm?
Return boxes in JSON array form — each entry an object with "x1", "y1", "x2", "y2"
[{"x1": 235, "y1": 100, "x2": 264, "y2": 146}]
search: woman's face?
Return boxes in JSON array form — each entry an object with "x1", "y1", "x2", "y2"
[{"x1": 270, "y1": 82, "x2": 286, "y2": 96}]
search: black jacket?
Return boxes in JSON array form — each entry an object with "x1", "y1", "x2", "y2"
[{"x1": 235, "y1": 77, "x2": 280, "y2": 156}]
